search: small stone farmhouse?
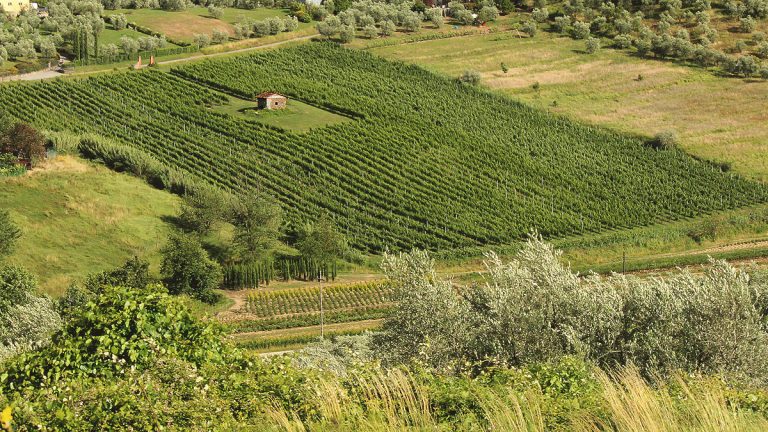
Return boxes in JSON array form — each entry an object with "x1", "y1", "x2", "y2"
[{"x1": 257, "y1": 92, "x2": 287, "y2": 110}]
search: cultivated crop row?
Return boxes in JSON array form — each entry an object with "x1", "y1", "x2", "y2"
[
  {"x1": 244, "y1": 281, "x2": 393, "y2": 317},
  {"x1": 0, "y1": 43, "x2": 765, "y2": 252}
]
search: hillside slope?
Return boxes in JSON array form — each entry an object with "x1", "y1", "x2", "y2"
[
  {"x1": 0, "y1": 156, "x2": 179, "y2": 295},
  {"x1": 0, "y1": 44, "x2": 765, "y2": 252}
]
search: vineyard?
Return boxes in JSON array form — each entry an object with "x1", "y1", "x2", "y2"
[
  {"x1": 244, "y1": 281, "x2": 392, "y2": 317},
  {"x1": 0, "y1": 43, "x2": 766, "y2": 251}
]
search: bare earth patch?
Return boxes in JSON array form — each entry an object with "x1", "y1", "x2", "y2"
[{"x1": 28, "y1": 155, "x2": 88, "y2": 175}]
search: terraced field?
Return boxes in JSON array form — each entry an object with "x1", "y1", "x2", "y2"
[{"x1": 0, "y1": 43, "x2": 765, "y2": 252}]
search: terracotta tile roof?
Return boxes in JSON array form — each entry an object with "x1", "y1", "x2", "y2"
[{"x1": 256, "y1": 92, "x2": 285, "y2": 98}]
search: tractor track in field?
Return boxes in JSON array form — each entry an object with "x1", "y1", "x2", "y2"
[{"x1": 231, "y1": 319, "x2": 384, "y2": 341}]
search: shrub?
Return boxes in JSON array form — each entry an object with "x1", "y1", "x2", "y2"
[
  {"x1": 585, "y1": 37, "x2": 600, "y2": 53},
  {"x1": 520, "y1": 20, "x2": 537, "y2": 37},
  {"x1": 614, "y1": 34, "x2": 632, "y2": 49},
  {"x1": 531, "y1": 7, "x2": 549, "y2": 22},
  {"x1": 570, "y1": 21, "x2": 591, "y2": 39},
  {"x1": 0, "y1": 265, "x2": 36, "y2": 315},
  {"x1": 740, "y1": 15, "x2": 757, "y2": 33},
  {"x1": 652, "y1": 130, "x2": 678, "y2": 149},
  {"x1": 0, "y1": 284, "x2": 226, "y2": 391},
  {"x1": 0, "y1": 294, "x2": 61, "y2": 362},
  {"x1": 161, "y1": 233, "x2": 223, "y2": 303},
  {"x1": 208, "y1": 5, "x2": 224, "y2": 19},
  {"x1": 458, "y1": 70, "x2": 481, "y2": 85},
  {"x1": 193, "y1": 33, "x2": 211, "y2": 48}
]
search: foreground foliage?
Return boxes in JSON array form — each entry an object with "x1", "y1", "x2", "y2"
[
  {"x1": 377, "y1": 237, "x2": 768, "y2": 385},
  {"x1": 2, "y1": 278, "x2": 768, "y2": 430}
]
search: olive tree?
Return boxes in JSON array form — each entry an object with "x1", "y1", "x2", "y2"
[
  {"x1": 458, "y1": 69, "x2": 481, "y2": 85},
  {"x1": 212, "y1": 29, "x2": 229, "y2": 44},
  {"x1": 208, "y1": 5, "x2": 224, "y2": 19},
  {"x1": 119, "y1": 36, "x2": 139, "y2": 55},
  {"x1": 740, "y1": 15, "x2": 757, "y2": 33},
  {"x1": 379, "y1": 19, "x2": 396, "y2": 36},
  {"x1": 531, "y1": 7, "x2": 549, "y2": 22},
  {"x1": 374, "y1": 236, "x2": 768, "y2": 384},
  {"x1": 362, "y1": 24, "x2": 379, "y2": 38},
  {"x1": 317, "y1": 15, "x2": 341, "y2": 38},
  {"x1": 520, "y1": 20, "x2": 537, "y2": 37},
  {"x1": 339, "y1": 24, "x2": 355, "y2": 42},
  {"x1": 585, "y1": 36, "x2": 600, "y2": 53},
  {"x1": 477, "y1": 5, "x2": 499, "y2": 22},
  {"x1": 424, "y1": 8, "x2": 442, "y2": 28}
]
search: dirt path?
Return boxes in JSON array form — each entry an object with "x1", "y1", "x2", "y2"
[
  {"x1": 232, "y1": 319, "x2": 384, "y2": 340},
  {"x1": 0, "y1": 69, "x2": 64, "y2": 82},
  {"x1": 660, "y1": 239, "x2": 768, "y2": 258},
  {"x1": 157, "y1": 34, "x2": 316, "y2": 66},
  {"x1": 0, "y1": 34, "x2": 317, "y2": 84}
]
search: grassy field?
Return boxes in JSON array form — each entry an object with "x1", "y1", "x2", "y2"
[
  {"x1": 100, "y1": 26, "x2": 168, "y2": 46},
  {"x1": 211, "y1": 95, "x2": 353, "y2": 132},
  {"x1": 112, "y1": 7, "x2": 298, "y2": 43},
  {"x1": 370, "y1": 31, "x2": 768, "y2": 181},
  {"x1": 0, "y1": 156, "x2": 179, "y2": 296}
]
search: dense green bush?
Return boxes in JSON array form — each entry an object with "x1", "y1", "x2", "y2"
[
  {"x1": 0, "y1": 284, "x2": 226, "y2": 391},
  {"x1": 161, "y1": 233, "x2": 223, "y2": 303}
]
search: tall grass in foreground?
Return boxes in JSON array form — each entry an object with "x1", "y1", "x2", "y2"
[{"x1": 265, "y1": 366, "x2": 768, "y2": 432}]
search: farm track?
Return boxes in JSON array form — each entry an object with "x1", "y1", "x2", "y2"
[
  {"x1": 231, "y1": 319, "x2": 383, "y2": 341},
  {"x1": 0, "y1": 34, "x2": 319, "y2": 83},
  {"x1": 156, "y1": 34, "x2": 317, "y2": 65}
]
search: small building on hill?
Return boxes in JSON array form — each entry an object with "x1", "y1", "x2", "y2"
[
  {"x1": 3, "y1": 0, "x2": 30, "y2": 16},
  {"x1": 257, "y1": 92, "x2": 287, "y2": 110}
]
